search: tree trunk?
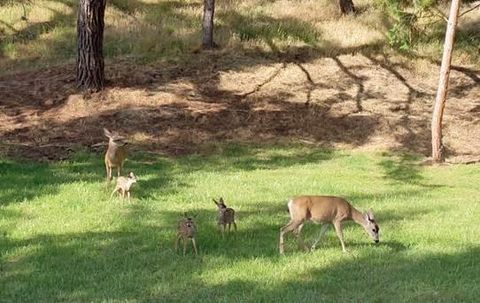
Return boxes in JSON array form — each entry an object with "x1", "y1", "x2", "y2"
[
  {"x1": 339, "y1": 0, "x2": 355, "y2": 14},
  {"x1": 431, "y1": 0, "x2": 461, "y2": 163},
  {"x1": 202, "y1": 0, "x2": 215, "y2": 49},
  {"x1": 76, "y1": 0, "x2": 106, "y2": 92}
]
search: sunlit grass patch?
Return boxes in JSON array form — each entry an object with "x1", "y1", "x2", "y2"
[{"x1": 1, "y1": 145, "x2": 479, "y2": 302}]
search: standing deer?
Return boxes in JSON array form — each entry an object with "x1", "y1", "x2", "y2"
[
  {"x1": 110, "y1": 172, "x2": 137, "y2": 200},
  {"x1": 104, "y1": 128, "x2": 127, "y2": 183},
  {"x1": 213, "y1": 198, "x2": 237, "y2": 235},
  {"x1": 175, "y1": 213, "x2": 198, "y2": 256},
  {"x1": 279, "y1": 195, "x2": 379, "y2": 254}
]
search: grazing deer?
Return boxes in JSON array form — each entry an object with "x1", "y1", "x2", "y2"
[
  {"x1": 213, "y1": 198, "x2": 237, "y2": 235},
  {"x1": 279, "y1": 195, "x2": 380, "y2": 254},
  {"x1": 104, "y1": 128, "x2": 127, "y2": 183},
  {"x1": 175, "y1": 213, "x2": 198, "y2": 256},
  {"x1": 110, "y1": 172, "x2": 137, "y2": 200}
]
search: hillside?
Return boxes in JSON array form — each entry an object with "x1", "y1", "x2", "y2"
[{"x1": 1, "y1": 0, "x2": 479, "y2": 160}]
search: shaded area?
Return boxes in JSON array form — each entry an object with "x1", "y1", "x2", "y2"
[
  {"x1": 2, "y1": 199, "x2": 476, "y2": 302},
  {"x1": 1, "y1": 1, "x2": 479, "y2": 161}
]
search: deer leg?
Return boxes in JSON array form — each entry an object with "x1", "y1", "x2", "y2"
[
  {"x1": 127, "y1": 191, "x2": 131, "y2": 201},
  {"x1": 233, "y1": 222, "x2": 237, "y2": 231},
  {"x1": 221, "y1": 224, "x2": 225, "y2": 237},
  {"x1": 228, "y1": 223, "x2": 232, "y2": 232},
  {"x1": 110, "y1": 187, "x2": 118, "y2": 199},
  {"x1": 279, "y1": 220, "x2": 302, "y2": 254},
  {"x1": 311, "y1": 224, "x2": 329, "y2": 250},
  {"x1": 333, "y1": 221, "x2": 347, "y2": 253},
  {"x1": 117, "y1": 165, "x2": 122, "y2": 178},
  {"x1": 294, "y1": 223, "x2": 309, "y2": 252},
  {"x1": 106, "y1": 165, "x2": 112, "y2": 183},
  {"x1": 191, "y1": 238, "x2": 198, "y2": 256},
  {"x1": 183, "y1": 238, "x2": 187, "y2": 255},
  {"x1": 175, "y1": 236, "x2": 181, "y2": 252}
]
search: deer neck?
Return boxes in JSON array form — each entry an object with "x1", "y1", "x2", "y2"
[{"x1": 351, "y1": 207, "x2": 366, "y2": 227}]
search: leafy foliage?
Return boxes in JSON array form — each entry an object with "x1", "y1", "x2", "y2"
[{"x1": 379, "y1": 0, "x2": 440, "y2": 50}]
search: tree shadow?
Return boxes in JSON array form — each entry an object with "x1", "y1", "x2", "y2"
[
  {"x1": 1, "y1": 180, "x2": 466, "y2": 302},
  {"x1": 1, "y1": 1, "x2": 479, "y2": 160},
  {"x1": 0, "y1": 158, "x2": 100, "y2": 206},
  {"x1": 378, "y1": 153, "x2": 424, "y2": 184},
  {"x1": 170, "y1": 246, "x2": 480, "y2": 302}
]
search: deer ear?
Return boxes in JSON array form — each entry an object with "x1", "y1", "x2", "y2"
[
  {"x1": 364, "y1": 209, "x2": 375, "y2": 221},
  {"x1": 213, "y1": 199, "x2": 218, "y2": 205},
  {"x1": 368, "y1": 209, "x2": 375, "y2": 220},
  {"x1": 183, "y1": 212, "x2": 188, "y2": 217},
  {"x1": 104, "y1": 128, "x2": 112, "y2": 138},
  {"x1": 219, "y1": 197, "x2": 224, "y2": 203}
]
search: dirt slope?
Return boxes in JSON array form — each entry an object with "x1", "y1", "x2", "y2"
[{"x1": 0, "y1": 51, "x2": 479, "y2": 161}]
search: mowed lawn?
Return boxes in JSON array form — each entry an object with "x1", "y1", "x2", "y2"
[{"x1": 0, "y1": 145, "x2": 479, "y2": 302}]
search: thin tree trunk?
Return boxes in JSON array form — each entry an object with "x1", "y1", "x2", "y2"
[
  {"x1": 202, "y1": 0, "x2": 215, "y2": 49},
  {"x1": 339, "y1": 0, "x2": 355, "y2": 14},
  {"x1": 76, "y1": 0, "x2": 106, "y2": 92},
  {"x1": 431, "y1": 0, "x2": 461, "y2": 163}
]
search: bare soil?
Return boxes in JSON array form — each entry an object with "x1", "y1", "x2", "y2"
[{"x1": 1, "y1": 50, "x2": 479, "y2": 161}]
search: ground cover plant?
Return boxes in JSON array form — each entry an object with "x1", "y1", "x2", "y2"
[{"x1": 1, "y1": 145, "x2": 479, "y2": 302}]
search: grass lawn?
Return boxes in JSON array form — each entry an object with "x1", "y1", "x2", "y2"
[{"x1": 0, "y1": 144, "x2": 479, "y2": 302}]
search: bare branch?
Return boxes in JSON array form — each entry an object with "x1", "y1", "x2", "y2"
[
  {"x1": 429, "y1": 7, "x2": 449, "y2": 22},
  {"x1": 459, "y1": 3, "x2": 480, "y2": 18}
]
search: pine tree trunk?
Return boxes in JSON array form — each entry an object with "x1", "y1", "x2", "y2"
[
  {"x1": 431, "y1": 0, "x2": 461, "y2": 163},
  {"x1": 76, "y1": 0, "x2": 106, "y2": 92},
  {"x1": 202, "y1": 0, "x2": 215, "y2": 49},
  {"x1": 339, "y1": 0, "x2": 355, "y2": 14}
]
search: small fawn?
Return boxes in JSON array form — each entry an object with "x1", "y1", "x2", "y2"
[
  {"x1": 213, "y1": 198, "x2": 237, "y2": 235},
  {"x1": 104, "y1": 128, "x2": 127, "y2": 183},
  {"x1": 110, "y1": 172, "x2": 137, "y2": 200},
  {"x1": 175, "y1": 213, "x2": 198, "y2": 256},
  {"x1": 279, "y1": 195, "x2": 380, "y2": 254}
]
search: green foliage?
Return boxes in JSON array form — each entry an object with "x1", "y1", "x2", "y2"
[
  {"x1": 1, "y1": 146, "x2": 480, "y2": 302},
  {"x1": 379, "y1": 0, "x2": 439, "y2": 50}
]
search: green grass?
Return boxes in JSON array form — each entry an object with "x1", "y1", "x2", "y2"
[{"x1": 1, "y1": 145, "x2": 479, "y2": 302}]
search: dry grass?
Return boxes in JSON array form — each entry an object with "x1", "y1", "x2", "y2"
[{"x1": 1, "y1": 0, "x2": 478, "y2": 74}]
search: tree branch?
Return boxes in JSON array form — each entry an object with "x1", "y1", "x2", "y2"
[{"x1": 459, "y1": 3, "x2": 480, "y2": 18}]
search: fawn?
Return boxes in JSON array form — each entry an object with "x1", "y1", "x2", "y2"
[
  {"x1": 213, "y1": 197, "x2": 237, "y2": 235},
  {"x1": 104, "y1": 128, "x2": 127, "y2": 183},
  {"x1": 279, "y1": 195, "x2": 380, "y2": 254},
  {"x1": 110, "y1": 172, "x2": 137, "y2": 200},
  {"x1": 175, "y1": 213, "x2": 198, "y2": 255}
]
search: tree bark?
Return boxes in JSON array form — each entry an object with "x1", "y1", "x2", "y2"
[
  {"x1": 339, "y1": 0, "x2": 355, "y2": 15},
  {"x1": 202, "y1": 0, "x2": 215, "y2": 49},
  {"x1": 76, "y1": 0, "x2": 106, "y2": 92},
  {"x1": 431, "y1": 0, "x2": 461, "y2": 163}
]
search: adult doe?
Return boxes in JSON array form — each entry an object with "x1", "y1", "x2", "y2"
[
  {"x1": 110, "y1": 172, "x2": 137, "y2": 200},
  {"x1": 279, "y1": 195, "x2": 379, "y2": 254},
  {"x1": 175, "y1": 213, "x2": 198, "y2": 256},
  {"x1": 104, "y1": 128, "x2": 127, "y2": 183},
  {"x1": 213, "y1": 198, "x2": 237, "y2": 235}
]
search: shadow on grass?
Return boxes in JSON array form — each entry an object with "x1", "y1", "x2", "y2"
[
  {"x1": 0, "y1": 158, "x2": 100, "y2": 206},
  {"x1": 379, "y1": 153, "x2": 424, "y2": 184},
  {"x1": 174, "y1": 144, "x2": 336, "y2": 172},
  {"x1": 2, "y1": 200, "x2": 477, "y2": 302},
  {"x1": 0, "y1": 144, "x2": 337, "y2": 207}
]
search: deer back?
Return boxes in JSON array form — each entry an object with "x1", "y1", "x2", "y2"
[{"x1": 288, "y1": 196, "x2": 353, "y2": 223}]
